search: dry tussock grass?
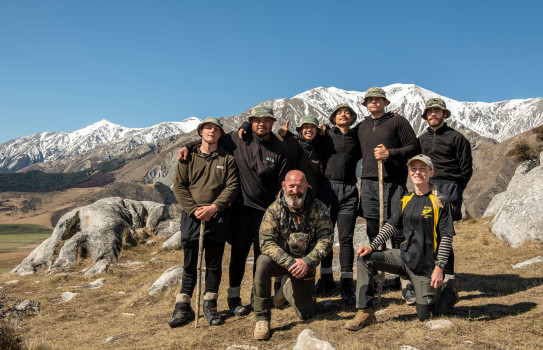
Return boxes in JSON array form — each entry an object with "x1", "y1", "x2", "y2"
[{"x1": 1, "y1": 219, "x2": 542, "y2": 349}]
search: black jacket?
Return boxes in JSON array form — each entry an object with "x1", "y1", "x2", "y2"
[
  {"x1": 358, "y1": 113, "x2": 420, "y2": 184},
  {"x1": 283, "y1": 132, "x2": 328, "y2": 191},
  {"x1": 418, "y1": 123, "x2": 473, "y2": 190},
  {"x1": 183, "y1": 130, "x2": 289, "y2": 211}
]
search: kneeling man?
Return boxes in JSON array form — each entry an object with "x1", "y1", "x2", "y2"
[{"x1": 253, "y1": 170, "x2": 332, "y2": 340}]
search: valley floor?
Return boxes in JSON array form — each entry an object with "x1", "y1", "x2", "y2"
[{"x1": 1, "y1": 219, "x2": 542, "y2": 349}]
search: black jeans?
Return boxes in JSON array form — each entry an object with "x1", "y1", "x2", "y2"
[
  {"x1": 180, "y1": 239, "x2": 225, "y2": 296},
  {"x1": 320, "y1": 181, "x2": 358, "y2": 275},
  {"x1": 228, "y1": 202, "x2": 266, "y2": 289}
]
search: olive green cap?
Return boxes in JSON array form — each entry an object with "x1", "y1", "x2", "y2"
[
  {"x1": 421, "y1": 97, "x2": 451, "y2": 120},
  {"x1": 362, "y1": 87, "x2": 390, "y2": 106},
  {"x1": 197, "y1": 117, "x2": 224, "y2": 135},
  {"x1": 295, "y1": 115, "x2": 322, "y2": 132},
  {"x1": 328, "y1": 103, "x2": 357, "y2": 125},
  {"x1": 249, "y1": 105, "x2": 276, "y2": 121}
]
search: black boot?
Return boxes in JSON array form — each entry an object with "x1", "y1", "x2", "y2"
[
  {"x1": 228, "y1": 297, "x2": 250, "y2": 316},
  {"x1": 340, "y1": 278, "x2": 356, "y2": 305},
  {"x1": 316, "y1": 274, "x2": 337, "y2": 294},
  {"x1": 168, "y1": 302, "x2": 195, "y2": 328},
  {"x1": 203, "y1": 299, "x2": 224, "y2": 326},
  {"x1": 436, "y1": 284, "x2": 459, "y2": 316}
]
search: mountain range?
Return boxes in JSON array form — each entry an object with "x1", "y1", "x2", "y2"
[{"x1": 1, "y1": 84, "x2": 542, "y2": 175}]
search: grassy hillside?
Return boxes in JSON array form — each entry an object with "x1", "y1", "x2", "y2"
[
  {"x1": 0, "y1": 224, "x2": 52, "y2": 250},
  {"x1": 1, "y1": 219, "x2": 542, "y2": 349}
]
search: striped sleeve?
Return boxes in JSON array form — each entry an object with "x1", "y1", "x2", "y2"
[
  {"x1": 436, "y1": 235, "x2": 453, "y2": 265},
  {"x1": 369, "y1": 223, "x2": 398, "y2": 251}
]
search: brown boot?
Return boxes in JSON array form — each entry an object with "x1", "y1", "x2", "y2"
[
  {"x1": 344, "y1": 307, "x2": 376, "y2": 331},
  {"x1": 254, "y1": 320, "x2": 270, "y2": 340}
]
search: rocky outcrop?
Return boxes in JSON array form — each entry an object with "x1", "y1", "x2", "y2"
[
  {"x1": 293, "y1": 329, "x2": 335, "y2": 350},
  {"x1": 483, "y1": 152, "x2": 543, "y2": 247},
  {"x1": 12, "y1": 197, "x2": 176, "y2": 276},
  {"x1": 148, "y1": 265, "x2": 184, "y2": 296}
]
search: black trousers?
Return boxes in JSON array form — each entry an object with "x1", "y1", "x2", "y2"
[
  {"x1": 228, "y1": 202, "x2": 266, "y2": 288},
  {"x1": 320, "y1": 181, "x2": 358, "y2": 274},
  {"x1": 180, "y1": 239, "x2": 225, "y2": 296}
]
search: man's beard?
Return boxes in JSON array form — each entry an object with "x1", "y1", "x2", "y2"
[{"x1": 285, "y1": 192, "x2": 305, "y2": 210}]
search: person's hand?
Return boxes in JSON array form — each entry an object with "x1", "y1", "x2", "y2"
[
  {"x1": 177, "y1": 146, "x2": 189, "y2": 161},
  {"x1": 288, "y1": 258, "x2": 308, "y2": 279},
  {"x1": 238, "y1": 128, "x2": 246, "y2": 139},
  {"x1": 319, "y1": 124, "x2": 326, "y2": 134},
  {"x1": 194, "y1": 204, "x2": 218, "y2": 222},
  {"x1": 278, "y1": 120, "x2": 290, "y2": 137},
  {"x1": 357, "y1": 246, "x2": 373, "y2": 258},
  {"x1": 374, "y1": 144, "x2": 389, "y2": 160},
  {"x1": 430, "y1": 265, "x2": 444, "y2": 289}
]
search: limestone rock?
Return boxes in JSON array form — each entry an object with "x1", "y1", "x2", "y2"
[
  {"x1": 86, "y1": 278, "x2": 106, "y2": 289},
  {"x1": 104, "y1": 336, "x2": 116, "y2": 343},
  {"x1": 426, "y1": 319, "x2": 455, "y2": 330},
  {"x1": 511, "y1": 256, "x2": 543, "y2": 269},
  {"x1": 293, "y1": 329, "x2": 335, "y2": 350},
  {"x1": 60, "y1": 291, "x2": 78, "y2": 302},
  {"x1": 226, "y1": 346, "x2": 258, "y2": 350},
  {"x1": 400, "y1": 347, "x2": 420, "y2": 350},
  {"x1": 156, "y1": 219, "x2": 180, "y2": 238},
  {"x1": 12, "y1": 197, "x2": 172, "y2": 275},
  {"x1": 483, "y1": 153, "x2": 543, "y2": 247},
  {"x1": 148, "y1": 265, "x2": 184, "y2": 296},
  {"x1": 162, "y1": 231, "x2": 182, "y2": 250}
]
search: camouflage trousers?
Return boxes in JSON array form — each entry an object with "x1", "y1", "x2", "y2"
[{"x1": 253, "y1": 254, "x2": 316, "y2": 322}]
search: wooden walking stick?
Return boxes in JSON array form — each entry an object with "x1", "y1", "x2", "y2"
[
  {"x1": 377, "y1": 159, "x2": 386, "y2": 303},
  {"x1": 194, "y1": 221, "x2": 205, "y2": 328}
]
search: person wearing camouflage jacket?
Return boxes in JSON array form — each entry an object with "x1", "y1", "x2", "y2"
[{"x1": 252, "y1": 170, "x2": 332, "y2": 340}]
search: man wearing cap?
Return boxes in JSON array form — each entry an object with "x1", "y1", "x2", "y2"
[
  {"x1": 279, "y1": 106, "x2": 361, "y2": 304},
  {"x1": 357, "y1": 86, "x2": 420, "y2": 304},
  {"x1": 253, "y1": 170, "x2": 332, "y2": 340},
  {"x1": 178, "y1": 106, "x2": 289, "y2": 316},
  {"x1": 345, "y1": 154, "x2": 455, "y2": 330},
  {"x1": 418, "y1": 97, "x2": 472, "y2": 313},
  {"x1": 169, "y1": 117, "x2": 239, "y2": 328}
]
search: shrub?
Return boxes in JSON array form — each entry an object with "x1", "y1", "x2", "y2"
[
  {"x1": 533, "y1": 125, "x2": 543, "y2": 143},
  {"x1": 507, "y1": 140, "x2": 537, "y2": 162}
]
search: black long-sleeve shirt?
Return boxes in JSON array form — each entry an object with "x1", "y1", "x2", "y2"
[
  {"x1": 358, "y1": 113, "x2": 420, "y2": 184},
  {"x1": 323, "y1": 126, "x2": 361, "y2": 184},
  {"x1": 418, "y1": 123, "x2": 473, "y2": 190}
]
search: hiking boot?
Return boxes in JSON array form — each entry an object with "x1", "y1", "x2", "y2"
[
  {"x1": 203, "y1": 299, "x2": 224, "y2": 326},
  {"x1": 402, "y1": 284, "x2": 416, "y2": 305},
  {"x1": 340, "y1": 278, "x2": 356, "y2": 305},
  {"x1": 436, "y1": 281, "x2": 459, "y2": 315},
  {"x1": 168, "y1": 302, "x2": 195, "y2": 328},
  {"x1": 315, "y1": 274, "x2": 336, "y2": 294},
  {"x1": 253, "y1": 320, "x2": 270, "y2": 340},
  {"x1": 228, "y1": 297, "x2": 250, "y2": 316},
  {"x1": 273, "y1": 278, "x2": 291, "y2": 309},
  {"x1": 344, "y1": 307, "x2": 376, "y2": 331}
]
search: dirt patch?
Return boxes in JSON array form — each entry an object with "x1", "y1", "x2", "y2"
[{"x1": 0, "y1": 247, "x2": 36, "y2": 268}]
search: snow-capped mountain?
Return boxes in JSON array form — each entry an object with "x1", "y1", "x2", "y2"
[
  {"x1": 0, "y1": 117, "x2": 201, "y2": 173},
  {"x1": 1, "y1": 84, "x2": 542, "y2": 175}
]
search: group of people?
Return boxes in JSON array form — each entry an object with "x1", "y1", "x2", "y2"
[{"x1": 168, "y1": 86, "x2": 473, "y2": 340}]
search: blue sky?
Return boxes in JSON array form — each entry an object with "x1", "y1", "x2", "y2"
[{"x1": 1, "y1": 0, "x2": 542, "y2": 143}]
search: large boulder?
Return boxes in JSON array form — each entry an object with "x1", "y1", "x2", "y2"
[
  {"x1": 483, "y1": 152, "x2": 543, "y2": 247},
  {"x1": 12, "y1": 197, "x2": 170, "y2": 276}
]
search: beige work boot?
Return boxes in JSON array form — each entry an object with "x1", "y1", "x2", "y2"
[
  {"x1": 344, "y1": 307, "x2": 376, "y2": 331},
  {"x1": 254, "y1": 320, "x2": 270, "y2": 340}
]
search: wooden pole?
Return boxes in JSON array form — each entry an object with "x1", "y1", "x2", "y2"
[
  {"x1": 194, "y1": 222, "x2": 205, "y2": 328},
  {"x1": 377, "y1": 160, "x2": 385, "y2": 303}
]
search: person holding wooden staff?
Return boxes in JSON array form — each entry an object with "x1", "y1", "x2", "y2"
[
  {"x1": 345, "y1": 154, "x2": 455, "y2": 330},
  {"x1": 169, "y1": 117, "x2": 239, "y2": 328},
  {"x1": 357, "y1": 86, "x2": 420, "y2": 304}
]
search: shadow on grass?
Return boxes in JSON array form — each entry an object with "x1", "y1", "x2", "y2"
[
  {"x1": 457, "y1": 273, "x2": 543, "y2": 300},
  {"x1": 452, "y1": 302, "x2": 537, "y2": 321}
]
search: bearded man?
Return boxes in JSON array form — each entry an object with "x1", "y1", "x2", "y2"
[{"x1": 252, "y1": 170, "x2": 332, "y2": 340}]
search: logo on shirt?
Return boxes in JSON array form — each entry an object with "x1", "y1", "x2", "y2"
[
  {"x1": 216, "y1": 165, "x2": 224, "y2": 169},
  {"x1": 265, "y1": 156, "x2": 275, "y2": 163},
  {"x1": 421, "y1": 206, "x2": 433, "y2": 219}
]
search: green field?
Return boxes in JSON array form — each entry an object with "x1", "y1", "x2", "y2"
[{"x1": 0, "y1": 224, "x2": 52, "y2": 250}]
